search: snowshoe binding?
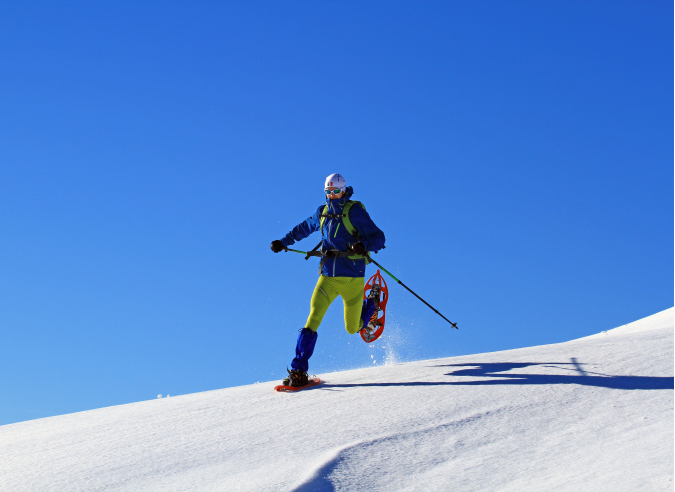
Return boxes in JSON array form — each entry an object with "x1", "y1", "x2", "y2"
[
  {"x1": 275, "y1": 369, "x2": 321, "y2": 392},
  {"x1": 283, "y1": 368, "x2": 309, "y2": 387}
]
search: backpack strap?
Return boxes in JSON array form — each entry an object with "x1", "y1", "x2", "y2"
[
  {"x1": 343, "y1": 201, "x2": 370, "y2": 260},
  {"x1": 341, "y1": 200, "x2": 365, "y2": 237},
  {"x1": 317, "y1": 200, "x2": 369, "y2": 262},
  {"x1": 319, "y1": 200, "x2": 366, "y2": 237},
  {"x1": 319, "y1": 204, "x2": 329, "y2": 235}
]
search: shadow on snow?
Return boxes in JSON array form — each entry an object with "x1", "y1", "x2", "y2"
[{"x1": 320, "y1": 359, "x2": 674, "y2": 391}]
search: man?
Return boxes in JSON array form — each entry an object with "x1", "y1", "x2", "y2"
[{"x1": 271, "y1": 173, "x2": 386, "y2": 387}]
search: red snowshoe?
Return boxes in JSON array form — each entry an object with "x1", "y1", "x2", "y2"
[
  {"x1": 360, "y1": 269, "x2": 388, "y2": 343},
  {"x1": 274, "y1": 376, "x2": 322, "y2": 392}
]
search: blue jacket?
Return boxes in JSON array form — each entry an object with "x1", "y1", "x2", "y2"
[{"x1": 280, "y1": 187, "x2": 386, "y2": 278}]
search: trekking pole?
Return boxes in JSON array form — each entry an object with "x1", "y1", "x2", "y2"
[
  {"x1": 283, "y1": 248, "x2": 458, "y2": 329},
  {"x1": 367, "y1": 256, "x2": 458, "y2": 329},
  {"x1": 304, "y1": 241, "x2": 323, "y2": 260}
]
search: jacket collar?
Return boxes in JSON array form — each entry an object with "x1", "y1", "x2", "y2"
[{"x1": 325, "y1": 186, "x2": 354, "y2": 210}]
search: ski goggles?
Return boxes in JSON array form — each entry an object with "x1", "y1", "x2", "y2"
[{"x1": 324, "y1": 188, "x2": 344, "y2": 196}]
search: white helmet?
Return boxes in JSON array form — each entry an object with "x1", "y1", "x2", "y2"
[{"x1": 325, "y1": 173, "x2": 346, "y2": 192}]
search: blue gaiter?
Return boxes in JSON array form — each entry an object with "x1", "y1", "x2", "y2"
[
  {"x1": 361, "y1": 298, "x2": 376, "y2": 327},
  {"x1": 291, "y1": 328, "x2": 318, "y2": 373}
]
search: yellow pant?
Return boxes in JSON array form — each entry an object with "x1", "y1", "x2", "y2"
[{"x1": 305, "y1": 275, "x2": 365, "y2": 334}]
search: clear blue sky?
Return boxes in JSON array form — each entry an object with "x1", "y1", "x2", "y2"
[{"x1": 0, "y1": 1, "x2": 672, "y2": 426}]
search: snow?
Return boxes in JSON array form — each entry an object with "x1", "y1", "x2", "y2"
[{"x1": 1, "y1": 309, "x2": 673, "y2": 491}]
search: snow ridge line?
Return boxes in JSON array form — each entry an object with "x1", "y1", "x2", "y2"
[{"x1": 290, "y1": 409, "x2": 497, "y2": 491}]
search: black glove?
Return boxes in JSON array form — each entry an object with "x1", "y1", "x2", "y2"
[
  {"x1": 350, "y1": 242, "x2": 367, "y2": 256},
  {"x1": 271, "y1": 240, "x2": 285, "y2": 253}
]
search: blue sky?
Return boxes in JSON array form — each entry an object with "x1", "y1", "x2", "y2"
[{"x1": 0, "y1": 1, "x2": 672, "y2": 425}]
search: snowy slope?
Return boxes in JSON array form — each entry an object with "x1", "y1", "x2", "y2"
[{"x1": 1, "y1": 309, "x2": 673, "y2": 492}]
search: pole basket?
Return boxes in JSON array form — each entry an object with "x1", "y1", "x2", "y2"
[{"x1": 360, "y1": 269, "x2": 389, "y2": 343}]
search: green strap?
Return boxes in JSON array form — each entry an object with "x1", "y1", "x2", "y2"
[
  {"x1": 343, "y1": 200, "x2": 367, "y2": 259},
  {"x1": 319, "y1": 200, "x2": 366, "y2": 234},
  {"x1": 341, "y1": 201, "x2": 361, "y2": 237},
  {"x1": 319, "y1": 204, "x2": 329, "y2": 233}
]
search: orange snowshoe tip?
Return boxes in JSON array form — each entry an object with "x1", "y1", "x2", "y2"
[{"x1": 360, "y1": 269, "x2": 388, "y2": 343}]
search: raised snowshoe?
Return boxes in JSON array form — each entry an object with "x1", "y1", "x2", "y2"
[{"x1": 360, "y1": 269, "x2": 388, "y2": 343}]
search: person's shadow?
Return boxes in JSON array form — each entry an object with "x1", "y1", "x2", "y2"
[
  {"x1": 320, "y1": 358, "x2": 673, "y2": 391},
  {"x1": 433, "y1": 359, "x2": 673, "y2": 390}
]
